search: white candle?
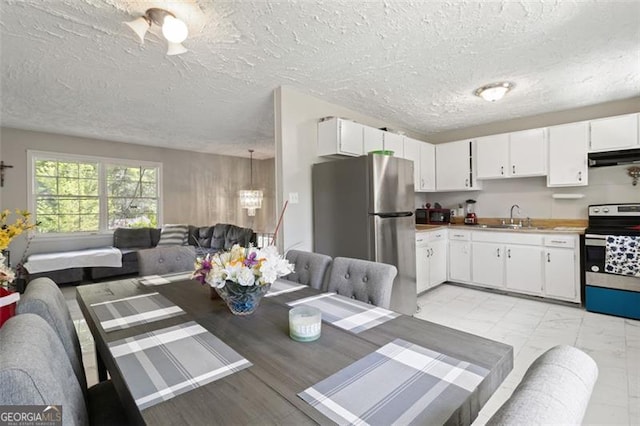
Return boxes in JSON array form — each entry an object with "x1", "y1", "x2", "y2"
[{"x1": 289, "y1": 306, "x2": 321, "y2": 342}]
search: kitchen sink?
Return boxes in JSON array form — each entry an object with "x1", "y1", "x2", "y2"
[{"x1": 477, "y1": 224, "x2": 541, "y2": 230}]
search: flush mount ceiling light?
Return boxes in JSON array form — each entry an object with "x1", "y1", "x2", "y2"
[
  {"x1": 125, "y1": 8, "x2": 189, "y2": 56},
  {"x1": 239, "y1": 150, "x2": 264, "y2": 216},
  {"x1": 474, "y1": 82, "x2": 515, "y2": 102}
]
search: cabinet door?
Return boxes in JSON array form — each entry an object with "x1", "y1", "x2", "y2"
[
  {"x1": 419, "y1": 143, "x2": 436, "y2": 191},
  {"x1": 337, "y1": 120, "x2": 364, "y2": 156},
  {"x1": 548, "y1": 122, "x2": 588, "y2": 187},
  {"x1": 403, "y1": 137, "x2": 421, "y2": 190},
  {"x1": 476, "y1": 134, "x2": 509, "y2": 179},
  {"x1": 449, "y1": 240, "x2": 471, "y2": 283},
  {"x1": 416, "y1": 243, "x2": 430, "y2": 294},
  {"x1": 436, "y1": 140, "x2": 472, "y2": 191},
  {"x1": 505, "y1": 245, "x2": 544, "y2": 295},
  {"x1": 363, "y1": 126, "x2": 384, "y2": 154},
  {"x1": 471, "y1": 242, "x2": 504, "y2": 288},
  {"x1": 510, "y1": 128, "x2": 547, "y2": 177},
  {"x1": 590, "y1": 114, "x2": 639, "y2": 152},
  {"x1": 384, "y1": 133, "x2": 404, "y2": 158},
  {"x1": 429, "y1": 239, "x2": 447, "y2": 287},
  {"x1": 544, "y1": 248, "x2": 578, "y2": 301}
]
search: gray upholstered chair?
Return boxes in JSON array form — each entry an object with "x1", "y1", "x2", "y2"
[
  {"x1": 0, "y1": 314, "x2": 131, "y2": 425},
  {"x1": 487, "y1": 345, "x2": 598, "y2": 425},
  {"x1": 284, "y1": 250, "x2": 332, "y2": 290},
  {"x1": 326, "y1": 257, "x2": 397, "y2": 309},
  {"x1": 17, "y1": 277, "x2": 87, "y2": 392},
  {"x1": 137, "y1": 245, "x2": 196, "y2": 276}
]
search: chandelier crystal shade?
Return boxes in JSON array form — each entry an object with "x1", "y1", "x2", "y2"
[{"x1": 239, "y1": 150, "x2": 263, "y2": 216}]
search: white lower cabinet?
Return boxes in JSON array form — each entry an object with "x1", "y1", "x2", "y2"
[
  {"x1": 449, "y1": 240, "x2": 471, "y2": 282},
  {"x1": 471, "y1": 242, "x2": 505, "y2": 289},
  {"x1": 504, "y1": 245, "x2": 544, "y2": 295},
  {"x1": 543, "y1": 235, "x2": 580, "y2": 302},
  {"x1": 416, "y1": 230, "x2": 448, "y2": 294}
]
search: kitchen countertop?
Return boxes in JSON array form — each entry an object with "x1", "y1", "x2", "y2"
[{"x1": 416, "y1": 224, "x2": 586, "y2": 235}]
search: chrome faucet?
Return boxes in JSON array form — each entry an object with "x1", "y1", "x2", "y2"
[{"x1": 510, "y1": 204, "x2": 520, "y2": 224}]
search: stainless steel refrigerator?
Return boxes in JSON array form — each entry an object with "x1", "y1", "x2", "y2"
[{"x1": 312, "y1": 154, "x2": 416, "y2": 315}]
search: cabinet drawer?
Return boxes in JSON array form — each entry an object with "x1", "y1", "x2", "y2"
[
  {"x1": 416, "y1": 233, "x2": 429, "y2": 246},
  {"x1": 429, "y1": 229, "x2": 447, "y2": 242},
  {"x1": 449, "y1": 230, "x2": 471, "y2": 241},
  {"x1": 544, "y1": 235, "x2": 577, "y2": 248},
  {"x1": 472, "y1": 231, "x2": 544, "y2": 245}
]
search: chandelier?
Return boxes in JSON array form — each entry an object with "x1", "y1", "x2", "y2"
[{"x1": 238, "y1": 150, "x2": 263, "y2": 216}]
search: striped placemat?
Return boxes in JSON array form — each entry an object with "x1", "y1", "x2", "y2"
[
  {"x1": 138, "y1": 271, "x2": 194, "y2": 286},
  {"x1": 299, "y1": 338, "x2": 489, "y2": 425},
  {"x1": 264, "y1": 279, "x2": 307, "y2": 298},
  {"x1": 91, "y1": 292, "x2": 185, "y2": 332},
  {"x1": 287, "y1": 293, "x2": 399, "y2": 334},
  {"x1": 109, "y1": 321, "x2": 252, "y2": 410}
]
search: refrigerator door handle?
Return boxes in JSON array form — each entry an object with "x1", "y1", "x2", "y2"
[{"x1": 372, "y1": 212, "x2": 414, "y2": 219}]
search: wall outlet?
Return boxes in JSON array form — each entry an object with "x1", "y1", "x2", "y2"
[{"x1": 288, "y1": 192, "x2": 299, "y2": 204}]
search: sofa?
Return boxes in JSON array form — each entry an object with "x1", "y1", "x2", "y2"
[{"x1": 28, "y1": 223, "x2": 256, "y2": 285}]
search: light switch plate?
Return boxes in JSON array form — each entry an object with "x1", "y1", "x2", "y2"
[{"x1": 289, "y1": 192, "x2": 299, "y2": 204}]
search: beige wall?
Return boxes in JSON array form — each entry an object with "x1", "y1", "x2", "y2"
[
  {"x1": 275, "y1": 86, "x2": 426, "y2": 252},
  {"x1": 0, "y1": 127, "x2": 275, "y2": 264}
]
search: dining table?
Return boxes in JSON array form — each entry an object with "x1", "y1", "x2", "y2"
[{"x1": 76, "y1": 275, "x2": 513, "y2": 425}]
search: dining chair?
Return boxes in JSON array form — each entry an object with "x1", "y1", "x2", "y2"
[
  {"x1": 16, "y1": 277, "x2": 87, "y2": 393},
  {"x1": 284, "y1": 250, "x2": 332, "y2": 290},
  {"x1": 326, "y1": 257, "x2": 397, "y2": 309},
  {"x1": 486, "y1": 345, "x2": 598, "y2": 425},
  {"x1": 137, "y1": 245, "x2": 196, "y2": 276},
  {"x1": 0, "y1": 313, "x2": 131, "y2": 425}
]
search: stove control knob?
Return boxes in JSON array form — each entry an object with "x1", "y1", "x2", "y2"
[
  {"x1": 593, "y1": 208, "x2": 600, "y2": 213},
  {"x1": 603, "y1": 208, "x2": 610, "y2": 213}
]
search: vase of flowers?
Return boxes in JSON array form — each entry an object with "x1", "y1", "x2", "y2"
[
  {"x1": 192, "y1": 244, "x2": 294, "y2": 316},
  {"x1": 1, "y1": 210, "x2": 36, "y2": 290}
]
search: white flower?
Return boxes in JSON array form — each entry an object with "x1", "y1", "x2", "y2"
[{"x1": 237, "y1": 267, "x2": 256, "y2": 286}]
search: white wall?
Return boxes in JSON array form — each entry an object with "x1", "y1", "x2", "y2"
[
  {"x1": 1, "y1": 127, "x2": 276, "y2": 265},
  {"x1": 416, "y1": 164, "x2": 640, "y2": 220},
  {"x1": 275, "y1": 86, "x2": 426, "y2": 252}
]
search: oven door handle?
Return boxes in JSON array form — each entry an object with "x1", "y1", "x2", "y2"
[{"x1": 585, "y1": 234, "x2": 606, "y2": 247}]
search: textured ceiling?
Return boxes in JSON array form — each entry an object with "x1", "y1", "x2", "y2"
[{"x1": 1, "y1": 1, "x2": 639, "y2": 159}]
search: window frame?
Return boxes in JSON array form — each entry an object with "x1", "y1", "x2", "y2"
[{"x1": 27, "y1": 150, "x2": 163, "y2": 238}]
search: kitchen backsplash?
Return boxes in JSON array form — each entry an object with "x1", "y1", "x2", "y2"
[{"x1": 415, "y1": 163, "x2": 638, "y2": 219}]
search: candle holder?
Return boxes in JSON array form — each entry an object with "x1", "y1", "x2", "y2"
[{"x1": 289, "y1": 306, "x2": 321, "y2": 342}]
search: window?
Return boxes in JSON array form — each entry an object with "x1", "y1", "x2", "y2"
[{"x1": 29, "y1": 151, "x2": 162, "y2": 234}]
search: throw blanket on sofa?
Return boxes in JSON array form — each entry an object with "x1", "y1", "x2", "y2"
[{"x1": 24, "y1": 247, "x2": 123, "y2": 274}]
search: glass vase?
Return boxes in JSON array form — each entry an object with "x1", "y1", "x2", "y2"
[{"x1": 215, "y1": 280, "x2": 270, "y2": 316}]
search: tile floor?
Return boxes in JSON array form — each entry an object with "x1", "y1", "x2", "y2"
[
  {"x1": 415, "y1": 284, "x2": 640, "y2": 426},
  {"x1": 63, "y1": 284, "x2": 640, "y2": 425}
]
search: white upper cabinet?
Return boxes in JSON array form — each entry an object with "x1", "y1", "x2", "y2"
[
  {"x1": 317, "y1": 118, "x2": 363, "y2": 157},
  {"x1": 476, "y1": 134, "x2": 510, "y2": 179},
  {"x1": 403, "y1": 137, "x2": 435, "y2": 192},
  {"x1": 435, "y1": 140, "x2": 481, "y2": 191},
  {"x1": 476, "y1": 129, "x2": 547, "y2": 179},
  {"x1": 363, "y1": 126, "x2": 384, "y2": 154},
  {"x1": 383, "y1": 132, "x2": 405, "y2": 158},
  {"x1": 589, "y1": 113, "x2": 639, "y2": 152},
  {"x1": 547, "y1": 122, "x2": 589, "y2": 187},
  {"x1": 509, "y1": 128, "x2": 547, "y2": 177}
]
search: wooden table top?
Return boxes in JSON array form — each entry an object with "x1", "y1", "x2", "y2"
[{"x1": 76, "y1": 279, "x2": 513, "y2": 425}]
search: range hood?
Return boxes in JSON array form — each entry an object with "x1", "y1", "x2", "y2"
[{"x1": 588, "y1": 148, "x2": 640, "y2": 168}]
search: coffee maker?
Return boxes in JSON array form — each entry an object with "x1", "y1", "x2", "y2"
[{"x1": 464, "y1": 199, "x2": 477, "y2": 225}]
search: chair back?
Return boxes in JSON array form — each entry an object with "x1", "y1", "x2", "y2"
[
  {"x1": 284, "y1": 250, "x2": 332, "y2": 290},
  {"x1": 137, "y1": 245, "x2": 196, "y2": 276},
  {"x1": 487, "y1": 345, "x2": 598, "y2": 425},
  {"x1": 0, "y1": 314, "x2": 88, "y2": 425},
  {"x1": 326, "y1": 257, "x2": 397, "y2": 309},
  {"x1": 16, "y1": 277, "x2": 87, "y2": 392}
]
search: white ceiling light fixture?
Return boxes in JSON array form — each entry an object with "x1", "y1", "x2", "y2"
[
  {"x1": 238, "y1": 150, "x2": 263, "y2": 217},
  {"x1": 474, "y1": 82, "x2": 515, "y2": 102},
  {"x1": 125, "y1": 8, "x2": 189, "y2": 56}
]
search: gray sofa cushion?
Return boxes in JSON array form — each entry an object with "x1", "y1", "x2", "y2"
[
  {"x1": 137, "y1": 245, "x2": 196, "y2": 276},
  {"x1": 224, "y1": 225, "x2": 254, "y2": 250},
  {"x1": 157, "y1": 224, "x2": 189, "y2": 246},
  {"x1": 210, "y1": 224, "x2": 231, "y2": 250},
  {"x1": 0, "y1": 314, "x2": 89, "y2": 425},
  {"x1": 113, "y1": 227, "x2": 153, "y2": 249},
  {"x1": 487, "y1": 345, "x2": 598, "y2": 426},
  {"x1": 189, "y1": 226, "x2": 214, "y2": 248}
]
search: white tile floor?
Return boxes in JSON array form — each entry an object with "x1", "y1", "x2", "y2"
[
  {"x1": 416, "y1": 284, "x2": 640, "y2": 426},
  {"x1": 64, "y1": 284, "x2": 640, "y2": 425}
]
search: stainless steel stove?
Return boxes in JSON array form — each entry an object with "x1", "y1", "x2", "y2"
[{"x1": 584, "y1": 203, "x2": 640, "y2": 320}]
